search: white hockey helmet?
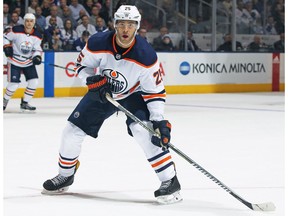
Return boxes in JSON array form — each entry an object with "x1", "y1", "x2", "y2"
[
  {"x1": 24, "y1": 13, "x2": 36, "y2": 21},
  {"x1": 114, "y1": 5, "x2": 141, "y2": 30}
]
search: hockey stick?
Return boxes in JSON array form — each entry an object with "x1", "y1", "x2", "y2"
[
  {"x1": 105, "y1": 93, "x2": 275, "y2": 211},
  {"x1": 12, "y1": 54, "x2": 75, "y2": 72}
]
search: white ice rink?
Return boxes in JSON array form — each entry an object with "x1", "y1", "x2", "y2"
[{"x1": 3, "y1": 92, "x2": 285, "y2": 216}]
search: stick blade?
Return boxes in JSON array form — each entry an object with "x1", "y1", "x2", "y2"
[{"x1": 252, "y1": 202, "x2": 276, "y2": 211}]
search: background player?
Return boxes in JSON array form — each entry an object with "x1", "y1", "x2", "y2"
[
  {"x1": 3, "y1": 13, "x2": 42, "y2": 111},
  {"x1": 42, "y1": 5, "x2": 182, "y2": 204}
]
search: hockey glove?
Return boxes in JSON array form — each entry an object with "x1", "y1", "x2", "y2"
[
  {"x1": 86, "y1": 75, "x2": 112, "y2": 103},
  {"x1": 32, "y1": 55, "x2": 42, "y2": 65},
  {"x1": 151, "y1": 120, "x2": 171, "y2": 149},
  {"x1": 4, "y1": 46, "x2": 13, "y2": 58}
]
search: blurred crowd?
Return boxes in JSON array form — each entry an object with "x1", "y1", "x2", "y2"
[{"x1": 3, "y1": 0, "x2": 285, "y2": 52}]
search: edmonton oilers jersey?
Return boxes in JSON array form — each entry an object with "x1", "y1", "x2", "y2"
[
  {"x1": 3, "y1": 25, "x2": 43, "y2": 67},
  {"x1": 75, "y1": 31, "x2": 166, "y2": 121}
]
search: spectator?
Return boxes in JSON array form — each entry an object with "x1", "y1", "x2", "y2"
[
  {"x1": 274, "y1": 11, "x2": 284, "y2": 34},
  {"x1": 57, "y1": 0, "x2": 69, "y2": 18},
  {"x1": 138, "y1": 28, "x2": 148, "y2": 40},
  {"x1": 155, "y1": 34, "x2": 175, "y2": 51},
  {"x1": 235, "y1": 0, "x2": 252, "y2": 33},
  {"x1": 222, "y1": 0, "x2": 232, "y2": 16},
  {"x1": 83, "y1": 0, "x2": 94, "y2": 16},
  {"x1": 13, "y1": 7, "x2": 24, "y2": 24},
  {"x1": 138, "y1": 8, "x2": 153, "y2": 31},
  {"x1": 3, "y1": 3, "x2": 11, "y2": 28},
  {"x1": 179, "y1": 31, "x2": 201, "y2": 51},
  {"x1": 41, "y1": 0, "x2": 52, "y2": 17},
  {"x1": 160, "y1": 0, "x2": 177, "y2": 30},
  {"x1": 28, "y1": 0, "x2": 39, "y2": 14},
  {"x1": 35, "y1": 6, "x2": 47, "y2": 33},
  {"x1": 89, "y1": 5, "x2": 101, "y2": 26},
  {"x1": 45, "y1": 5, "x2": 64, "y2": 29},
  {"x1": 271, "y1": 1, "x2": 284, "y2": 26},
  {"x1": 76, "y1": 14, "x2": 96, "y2": 37},
  {"x1": 61, "y1": 19, "x2": 78, "y2": 51},
  {"x1": 9, "y1": 12, "x2": 24, "y2": 27},
  {"x1": 76, "y1": 9, "x2": 89, "y2": 25},
  {"x1": 99, "y1": 0, "x2": 110, "y2": 25},
  {"x1": 191, "y1": 15, "x2": 211, "y2": 33},
  {"x1": 43, "y1": 17, "x2": 63, "y2": 50},
  {"x1": 95, "y1": 17, "x2": 108, "y2": 33},
  {"x1": 264, "y1": 16, "x2": 278, "y2": 35},
  {"x1": 9, "y1": 0, "x2": 25, "y2": 17},
  {"x1": 73, "y1": 30, "x2": 90, "y2": 51},
  {"x1": 247, "y1": 35, "x2": 266, "y2": 51},
  {"x1": 59, "y1": 6, "x2": 77, "y2": 29},
  {"x1": 69, "y1": 0, "x2": 89, "y2": 22},
  {"x1": 244, "y1": 1, "x2": 262, "y2": 33},
  {"x1": 152, "y1": 26, "x2": 169, "y2": 50},
  {"x1": 273, "y1": 32, "x2": 284, "y2": 52},
  {"x1": 217, "y1": 33, "x2": 243, "y2": 51}
]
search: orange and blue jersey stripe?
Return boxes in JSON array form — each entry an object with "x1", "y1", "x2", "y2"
[{"x1": 142, "y1": 90, "x2": 166, "y2": 104}]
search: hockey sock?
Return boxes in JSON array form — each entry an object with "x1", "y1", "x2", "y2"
[
  {"x1": 129, "y1": 122, "x2": 176, "y2": 182},
  {"x1": 59, "y1": 122, "x2": 86, "y2": 177},
  {"x1": 4, "y1": 82, "x2": 19, "y2": 100},
  {"x1": 23, "y1": 78, "x2": 38, "y2": 102}
]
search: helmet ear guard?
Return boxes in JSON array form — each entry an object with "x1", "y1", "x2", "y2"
[{"x1": 114, "y1": 5, "x2": 141, "y2": 30}]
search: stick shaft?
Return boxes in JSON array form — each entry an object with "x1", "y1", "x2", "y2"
[
  {"x1": 105, "y1": 93, "x2": 259, "y2": 211},
  {"x1": 12, "y1": 54, "x2": 75, "y2": 72}
]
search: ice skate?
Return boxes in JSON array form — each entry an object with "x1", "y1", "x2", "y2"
[
  {"x1": 3, "y1": 98, "x2": 9, "y2": 111},
  {"x1": 42, "y1": 161, "x2": 80, "y2": 195},
  {"x1": 154, "y1": 175, "x2": 182, "y2": 204},
  {"x1": 20, "y1": 98, "x2": 36, "y2": 111}
]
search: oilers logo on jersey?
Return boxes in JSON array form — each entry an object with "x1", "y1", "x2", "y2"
[
  {"x1": 103, "y1": 69, "x2": 127, "y2": 94},
  {"x1": 20, "y1": 41, "x2": 33, "y2": 54}
]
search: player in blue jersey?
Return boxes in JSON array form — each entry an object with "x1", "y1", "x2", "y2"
[
  {"x1": 42, "y1": 5, "x2": 182, "y2": 204},
  {"x1": 3, "y1": 13, "x2": 43, "y2": 111}
]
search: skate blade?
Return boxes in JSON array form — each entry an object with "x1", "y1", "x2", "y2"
[
  {"x1": 20, "y1": 109, "x2": 36, "y2": 113},
  {"x1": 20, "y1": 108, "x2": 36, "y2": 113},
  {"x1": 41, "y1": 187, "x2": 69, "y2": 195},
  {"x1": 156, "y1": 191, "x2": 183, "y2": 204}
]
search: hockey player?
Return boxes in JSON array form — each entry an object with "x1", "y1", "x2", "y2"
[
  {"x1": 3, "y1": 13, "x2": 43, "y2": 111},
  {"x1": 42, "y1": 5, "x2": 182, "y2": 204}
]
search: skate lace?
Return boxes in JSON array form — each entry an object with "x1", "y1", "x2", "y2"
[
  {"x1": 51, "y1": 174, "x2": 68, "y2": 186},
  {"x1": 159, "y1": 179, "x2": 172, "y2": 189}
]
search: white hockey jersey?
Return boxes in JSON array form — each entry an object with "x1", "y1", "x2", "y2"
[
  {"x1": 3, "y1": 25, "x2": 43, "y2": 67},
  {"x1": 75, "y1": 31, "x2": 166, "y2": 121}
]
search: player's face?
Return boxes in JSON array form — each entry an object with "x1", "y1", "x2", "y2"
[
  {"x1": 115, "y1": 20, "x2": 137, "y2": 47},
  {"x1": 24, "y1": 19, "x2": 35, "y2": 32}
]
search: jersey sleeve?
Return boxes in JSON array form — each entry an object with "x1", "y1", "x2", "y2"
[
  {"x1": 32, "y1": 36, "x2": 43, "y2": 58},
  {"x1": 74, "y1": 44, "x2": 101, "y2": 83},
  {"x1": 3, "y1": 31, "x2": 14, "y2": 47},
  {"x1": 140, "y1": 59, "x2": 166, "y2": 121}
]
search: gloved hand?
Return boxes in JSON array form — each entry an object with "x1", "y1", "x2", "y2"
[
  {"x1": 4, "y1": 46, "x2": 13, "y2": 58},
  {"x1": 32, "y1": 55, "x2": 42, "y2": 65},
  {"x1": 151, "y1": 120, "x2": 172, "y2": 149},
  {"x1": 86, "y1": 75, "x2": 112, "y2": 103}
]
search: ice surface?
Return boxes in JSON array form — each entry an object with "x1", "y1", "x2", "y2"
[{"x1": 3, "y1": 93, "x2": 285, "y2": 216}]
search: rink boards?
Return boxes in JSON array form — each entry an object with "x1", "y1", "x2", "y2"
[{"x1": 3, "y1": 52, "x2": 285, "y2": 98}]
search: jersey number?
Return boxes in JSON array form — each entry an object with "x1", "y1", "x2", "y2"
[
  {"x1": 153, "y1": 70, "x2": 163, "y2": 85},
  {"x1": 77, "y1": 51, "x2": 85, "y2": 63}
]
